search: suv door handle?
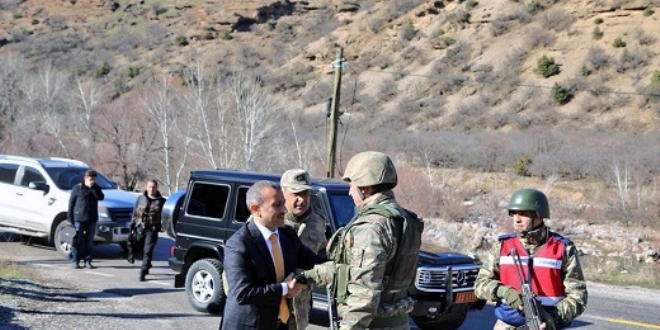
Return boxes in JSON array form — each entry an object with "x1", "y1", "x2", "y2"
[{"x1": 15, "y1": 192, "x2": 23, "y2": 196}]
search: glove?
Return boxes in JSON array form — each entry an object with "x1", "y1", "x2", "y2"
[
  {"x1": 496, "y1": 285, "x2": 522, "y2": 310},
  {"x1": 538, "y1": 306, "x2": 558, "y2": 330}
]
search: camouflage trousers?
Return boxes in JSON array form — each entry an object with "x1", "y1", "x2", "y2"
[{"x1": 288, "y1": 285, "x2": 313, "y2": 330}]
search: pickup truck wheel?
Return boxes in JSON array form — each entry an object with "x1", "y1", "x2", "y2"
[
  {"x1": 54, "y1": 221, "x2": 74, "y2": 259},
  {"x1": 185, "y1": 258, "x2": 226, "y2": 314},
  {"x1": 412, "y1": 304, "x2": 468, "y2": 330}
]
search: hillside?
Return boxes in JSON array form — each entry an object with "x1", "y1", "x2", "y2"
[{"x1": 2, "y1": 0, "x2": 660, "y2": 133}]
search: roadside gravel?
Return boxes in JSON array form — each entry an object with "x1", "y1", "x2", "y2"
[{"x1": 0, "y1": 259, "x2": 143, "y2": 330}]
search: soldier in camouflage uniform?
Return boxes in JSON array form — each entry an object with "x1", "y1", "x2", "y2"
[
  {"x1": 280, "y1": 169, "x2": 328, "y2": 330},
  {"x1": 304, "y1": 151, "x2": 423, "y2": 330},
  {"x1": 475, "y1": 188, "x2": 588, "y2": 330}
]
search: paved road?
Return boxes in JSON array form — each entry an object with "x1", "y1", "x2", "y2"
[{"x1": 2, "y1": 232, "x2": 660, "y2": 330}]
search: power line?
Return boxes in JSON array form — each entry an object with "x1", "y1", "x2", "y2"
[{"x1": 360, "y1": 68, "x2": 660, "y2": 98}]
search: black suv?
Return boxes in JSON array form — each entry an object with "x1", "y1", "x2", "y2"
[{"x1": 163, "y1": 169, "x2": 484, "y2": 330}]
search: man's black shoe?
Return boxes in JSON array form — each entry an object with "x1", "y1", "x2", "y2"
[
  {"x1": 72, "y1": 263, "x2": 82, "y2": 269},
  {"x1": 139, "y1": 274, "x2": 146, "y2": 282},
  {"x1": 127, "y1": 254, "x2": 135, "y2": 264},
  {"x1": 85, "y1": 263, "x2": 97, "y2": 269}
]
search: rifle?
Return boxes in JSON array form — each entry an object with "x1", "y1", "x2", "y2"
[
  {"x1": 509, "y1": 249, "x2": 543, "y2": 330},
  {"x1": 326, "y1": 284, "x2": 339, "y2": 330}
]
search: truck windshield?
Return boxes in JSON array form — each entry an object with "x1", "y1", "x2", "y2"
[
  {"x1": 327, "y1": 193, "x2": 355, "y2": 228},
  {"x1": 45, "y1": 167, "x2": 117, "y2": 190}
]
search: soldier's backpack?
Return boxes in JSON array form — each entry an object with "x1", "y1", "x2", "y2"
[{"x1": 360, "y1": 204, "x2": 424, "y2": 293}]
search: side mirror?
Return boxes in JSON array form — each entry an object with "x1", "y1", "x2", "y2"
[{"x1": 28, "y1": 181, "x2": 49, "y2": 192}]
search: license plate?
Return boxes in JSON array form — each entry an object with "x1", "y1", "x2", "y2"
[{"x1": 455, "y1": 291, "x2": 478, "y2": 303}]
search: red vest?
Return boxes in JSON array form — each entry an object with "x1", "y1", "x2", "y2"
[{"x1": 499, "y1": 234, "x2": 566, "y2": 306}]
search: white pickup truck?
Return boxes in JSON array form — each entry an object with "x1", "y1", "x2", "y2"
[{"x1": 0, "y1": 154, "x2": 139, "y2": 257}]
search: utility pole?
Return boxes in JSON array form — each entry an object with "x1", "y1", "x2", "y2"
[{"x1": 327, "y1": 46, "x2": 344, "y2": 178}]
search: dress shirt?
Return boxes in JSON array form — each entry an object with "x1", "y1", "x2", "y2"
[{"x1": 253, "y1": 221, "x2": 288, "y2": 296}]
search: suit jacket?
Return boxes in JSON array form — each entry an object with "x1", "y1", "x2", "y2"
[{"x1": 220, "y1": 221, "x2": 325, "y2": 330}]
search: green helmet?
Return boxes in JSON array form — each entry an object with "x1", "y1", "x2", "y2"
[
  {"x1": 342, "y1": 151, "x2": 397, "y2": 188},
  {"x1": 507, "y1": 188, "x2": 550, "y2": 219}
]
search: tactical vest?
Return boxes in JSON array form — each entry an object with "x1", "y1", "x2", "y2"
[
  {"x1": 494, "y1": 233, "x2": 570, "y2": 326},
  {"x1": 329, "y1": 204, "x2": 424, "y2": 305}
]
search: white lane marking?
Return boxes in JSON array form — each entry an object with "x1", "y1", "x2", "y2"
[
  {"x1": 33, "y1": 263, "x2": 58, "y2": 268},
  {"x1": 85, "y1": 271, "x2": 113, "y2": 277}
]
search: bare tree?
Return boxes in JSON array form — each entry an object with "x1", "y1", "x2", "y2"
[
  {"x1": 221, "y1": 72, "x2": 282, "y2": 171},
  {"x1": 0, "y1": 55, "x2": 25, "y2": 145},
  {"x1": 20, "y1": 63, "x2": 72, "y2": 156},
  {"x1": 141, "y1": 74, "x2": 186, "y2": 194},
  {"x1": 95, "y1": 95, "x2": 157, "y2": 191},
  {"x1": 180, "y1": 56, "x2": 224, "y2": 169}
]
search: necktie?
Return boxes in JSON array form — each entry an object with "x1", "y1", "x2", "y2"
[{"x1": 269, "y1": 233, "x2": 289, "y2": 324}]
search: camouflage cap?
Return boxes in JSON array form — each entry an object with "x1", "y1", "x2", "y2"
[{"x1": 280, "y1": 169, "x2": 312, "y2": 193}]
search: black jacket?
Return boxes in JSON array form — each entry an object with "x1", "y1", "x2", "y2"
[{"x1": 68, "y1": 183, "x2": 105, "y2": 223}]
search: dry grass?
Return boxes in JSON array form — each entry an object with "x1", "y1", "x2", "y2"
[{"x1": 581, "y1": 255, "x2": 660, "y2": 289}]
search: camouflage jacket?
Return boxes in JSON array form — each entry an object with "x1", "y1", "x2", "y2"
[
  {"x1": 304, "y1": 191, "x2": 415, "y2": 330},
  {"x1": 285, "y1": 209, "x2": 327, "y2": 256},
  {"x1": 474, "y1": 224, "x2": 588, "y2": 324}
]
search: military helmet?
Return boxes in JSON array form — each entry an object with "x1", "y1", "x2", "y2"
[
  {"x1": 507, "y1": 188, "x2": 550, "y2": 219},
  {"x1": 342, "y1": 151, "x2": 397, "y2": 188}
]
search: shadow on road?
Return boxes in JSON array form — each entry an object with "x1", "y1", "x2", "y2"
[{"x1": 83, "y1": 287, "x2": 182, "y2": 298}]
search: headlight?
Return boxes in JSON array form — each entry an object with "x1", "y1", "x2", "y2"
[{"x1": 98, "y1": 206, "x2": 112, "y2": 222}]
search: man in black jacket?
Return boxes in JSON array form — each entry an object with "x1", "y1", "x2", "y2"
[{"x1": 68, "y1": 170, "x2": 104, "y2": 269}]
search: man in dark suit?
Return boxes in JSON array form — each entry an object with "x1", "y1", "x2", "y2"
[{"x1": 220, "y1": 180, "x2": 324, "y2": 330}]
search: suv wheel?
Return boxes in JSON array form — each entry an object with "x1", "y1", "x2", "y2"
[
  {"x1": 185, "y1": 258, "x2": 226, "y2": 314},
  {"x1": 412, "y1": 304, "x2": 469, "y2": 330},
  {"x1": 53, "y1": 221, "x2": 74, "y2": 258}
]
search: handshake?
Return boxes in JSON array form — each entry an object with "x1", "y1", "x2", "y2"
[{"x1": 285, "y1": 273, "x2": 308, "y2": 298}]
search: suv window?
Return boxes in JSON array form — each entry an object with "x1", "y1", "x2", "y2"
[
  {"x1": 20, "y1": 166, "x2": 45, "y2": 187},
  {"x1": 44, "y1": 167, "x2": 116, "y2": 190},
  {"x1": 0, "y1": 163, "x2": 19, "y2": 184},
  {"x1": 235, "y1": 186, "x2": 250, "y2": 222},
  {"x1": 327, "y1": 193, "x2": 356, "y2": 227},
  {"x1": 186, "y1": 182, "x2": 230, "y2": 220}
]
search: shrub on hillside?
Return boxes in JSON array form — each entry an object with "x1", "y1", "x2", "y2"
[
  {"x1": 580, "y1": 65, "x2": 592, "y2": 76},
  {"x1": 490, "y1": 16, "x2": 510, "y2": 36},
  {"x1": 441, "y1": 41, "x2": 472, "y2": 68},
  {"x1": 551, "y1": 83, "x2": 572, "y2": 105},
  {"x1": 644, "y1": 7, "x2": 655, "y2": 16},
  {"x1": 524, "y1": 23, "x2": 555, "y2": 48},
  {"x1": 513, "y1": 154, "x2": 532, "y2": 176},
  {"x1": 535, "y1": 55, "x2": 560, "y2": 78},
  {"x1": 541, "y1": 8, "x2": 572, "y2": 32},
  {"x1": 613, "y1": 37, "x2": 626, "y2": 48},
  {"x1": 648, "y1": 70, "x2": 660, "y2": 103},
  {"x1": 594, "y1": 17, "x2": 604, "y2": 24},
  {"x1": 527, "y1": 0, "x2": 543, "y2": 14},
  {"x1": 586, "y1": 46, "x2": 609, "y2": 71},
  {"x1": 95, "y1": 62, "x2": 111, "y2": 79},
  {"x1": 174, "y1": 35, "x2": 188, "y2": 46},
  {"x1": 400, "y1": 21, "x2": 417, "y2": 41},
  {"x1": 127, "y1": 66, "x2": 140, "y2": 78},
  {"x1": 592, "y1": 27, "x2": 604, "y2": 40},
  {"x1": 632, "y1": 27, "x2": 655, "y2": 45},
  {"x1": 616, "y1": 49, "x2": 650, "y2": 73}
]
